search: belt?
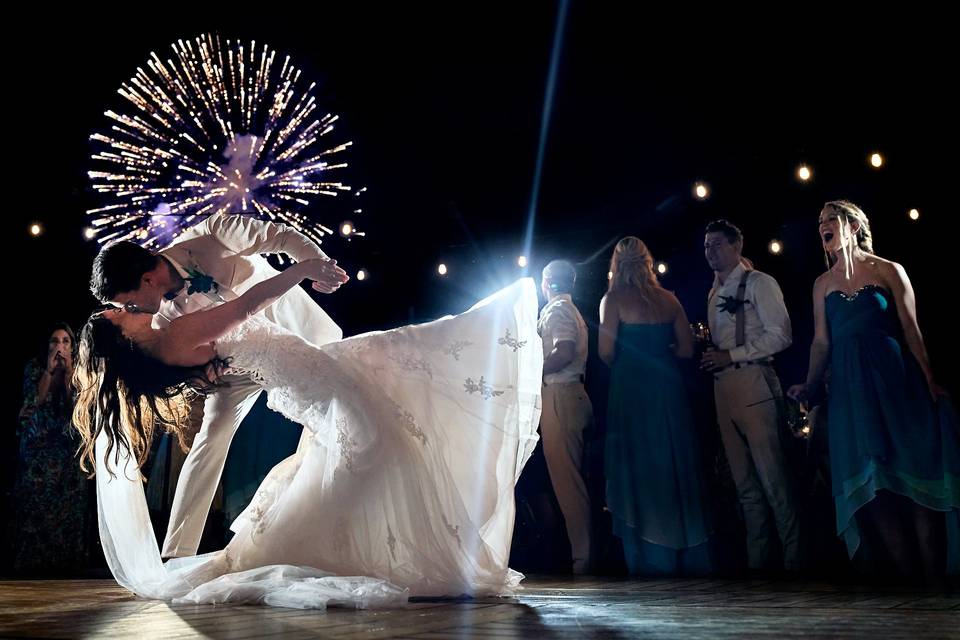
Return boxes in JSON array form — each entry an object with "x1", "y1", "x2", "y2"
[
  {"x1": 544, "y1": 374, "x2": 585, "y2": 387},
  {"x1": 714, "y1": 359, "x2": 772, "y2": 380},
  {"x1": 729, "y1": 359, "x2": 771, "y2": 369}
]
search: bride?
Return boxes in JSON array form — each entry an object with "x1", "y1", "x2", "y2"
[{"x1": 73, "y1": 258, "x2": 542, "y2": 609}]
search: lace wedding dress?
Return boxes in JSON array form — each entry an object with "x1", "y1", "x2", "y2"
[{"x1": 95, "y1": 279, "x2": 542, "y2": 609}]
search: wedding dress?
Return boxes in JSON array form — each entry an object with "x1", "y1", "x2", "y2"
[{"x1": 94, "y1": 279, "x2": 542, "y2": 609}]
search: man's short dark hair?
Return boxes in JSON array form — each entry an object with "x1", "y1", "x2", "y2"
[
  {"x1": 705, "y1": 219, "x2": 743, "y2": 245},
  {"x1": 90, "y1": 241, "x2": 158, "y2": 302}
]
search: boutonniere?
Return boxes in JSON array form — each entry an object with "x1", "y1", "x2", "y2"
[
  {"x1": 185, "y1": 267, "x2": 219, "y2": 295},
  {"x1": 717, "y1": 295, "x2": 750, "y2": 315}
]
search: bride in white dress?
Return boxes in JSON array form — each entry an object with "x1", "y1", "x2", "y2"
[{"x1": 73, "y1": 258, "x2": 542, "y2": 609}]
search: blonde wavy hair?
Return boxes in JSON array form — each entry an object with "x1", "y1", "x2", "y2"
[{"x1": 608, "y1": 236, "x2": 664, "y2": 306}]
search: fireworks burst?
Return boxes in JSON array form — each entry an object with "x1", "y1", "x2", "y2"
[{"x1": 87, "y1": 33, "x2": 359, "y2": 248}]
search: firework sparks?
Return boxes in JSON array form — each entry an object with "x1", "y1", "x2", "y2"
[{"x1": 88, "y1": 33, "x2": 358, "y2": 248}]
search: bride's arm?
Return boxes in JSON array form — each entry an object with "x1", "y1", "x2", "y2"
[{"x1": 167, "y1": 260, "x2": 323, "y2": 351}]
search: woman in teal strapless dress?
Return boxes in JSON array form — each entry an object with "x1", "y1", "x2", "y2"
[
  {"x1": 788, "y1": 200, "x2": 959, "y2": 580},
  {"x1": 600, "y1": 237, "x2": 716, "y2": 575}
]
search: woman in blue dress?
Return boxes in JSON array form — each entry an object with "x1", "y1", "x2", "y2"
[
  {"x1": 599, "y1": 237, "x2": 715, "y2": 575},
  {"x1": 788, "y1": 200, "x2": 959, "y2": 580}
]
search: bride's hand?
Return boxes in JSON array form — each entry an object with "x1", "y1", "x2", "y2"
[{"x1": 297, "y1": 258, "x2": 350, "y2": 293}]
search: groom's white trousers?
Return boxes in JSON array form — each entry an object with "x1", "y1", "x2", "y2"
[{"x1": 162, "y1": 375, "x2": 263, "y2": 558}]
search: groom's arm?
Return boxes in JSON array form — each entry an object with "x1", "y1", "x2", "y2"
[
  {"x1": 205, "y1": 213, "x2": 330, "y2": 262},
  {"x1": 203, "y1": 213, "x2": 348, "y2": 292}
]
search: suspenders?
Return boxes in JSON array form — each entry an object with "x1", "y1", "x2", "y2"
[{"x1": 735, "y1": 269, "x2": 751, "y2": 348}]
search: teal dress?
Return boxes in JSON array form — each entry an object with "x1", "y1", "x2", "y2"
[
  {"x1": 825, "y1": 285, "x2": 960, "y2": 573},
  {"x1": 605, "y1": 323, "x2": 716, "y2": 575}
]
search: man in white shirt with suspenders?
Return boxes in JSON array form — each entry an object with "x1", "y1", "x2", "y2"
[{"x1": 701, "y1": 219, "x2": 800, "y2": 573}]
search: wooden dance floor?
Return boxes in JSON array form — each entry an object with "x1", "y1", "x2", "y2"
[{"x1": 1, "y1": 575, "x2": 957, "y2": 639}]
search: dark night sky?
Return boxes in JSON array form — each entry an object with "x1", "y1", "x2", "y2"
[{"x1": 7, "y1": 5, "x2": 958, "y2": 418}]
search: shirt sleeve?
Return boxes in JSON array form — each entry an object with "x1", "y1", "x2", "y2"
[{"x1": 728, "y1": 273, "x2": 793, "y2": 362}]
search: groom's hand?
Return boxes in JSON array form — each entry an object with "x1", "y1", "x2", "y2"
[{"x1": 304, "y1": 258, "x2": 350, "y2": 294}]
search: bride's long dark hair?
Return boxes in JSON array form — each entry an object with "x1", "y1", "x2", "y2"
[{"x1": 72, "y1": 311, "x2": 222, "y2": 477}]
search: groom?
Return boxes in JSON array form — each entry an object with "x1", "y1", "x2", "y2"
[{"x1": 89, "y1": 212, "x2": 349, "y2": 558}]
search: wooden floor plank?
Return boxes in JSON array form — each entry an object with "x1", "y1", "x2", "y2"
[{"x1": 1, "y1": 577, "x2": 956, "y2": 639}]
